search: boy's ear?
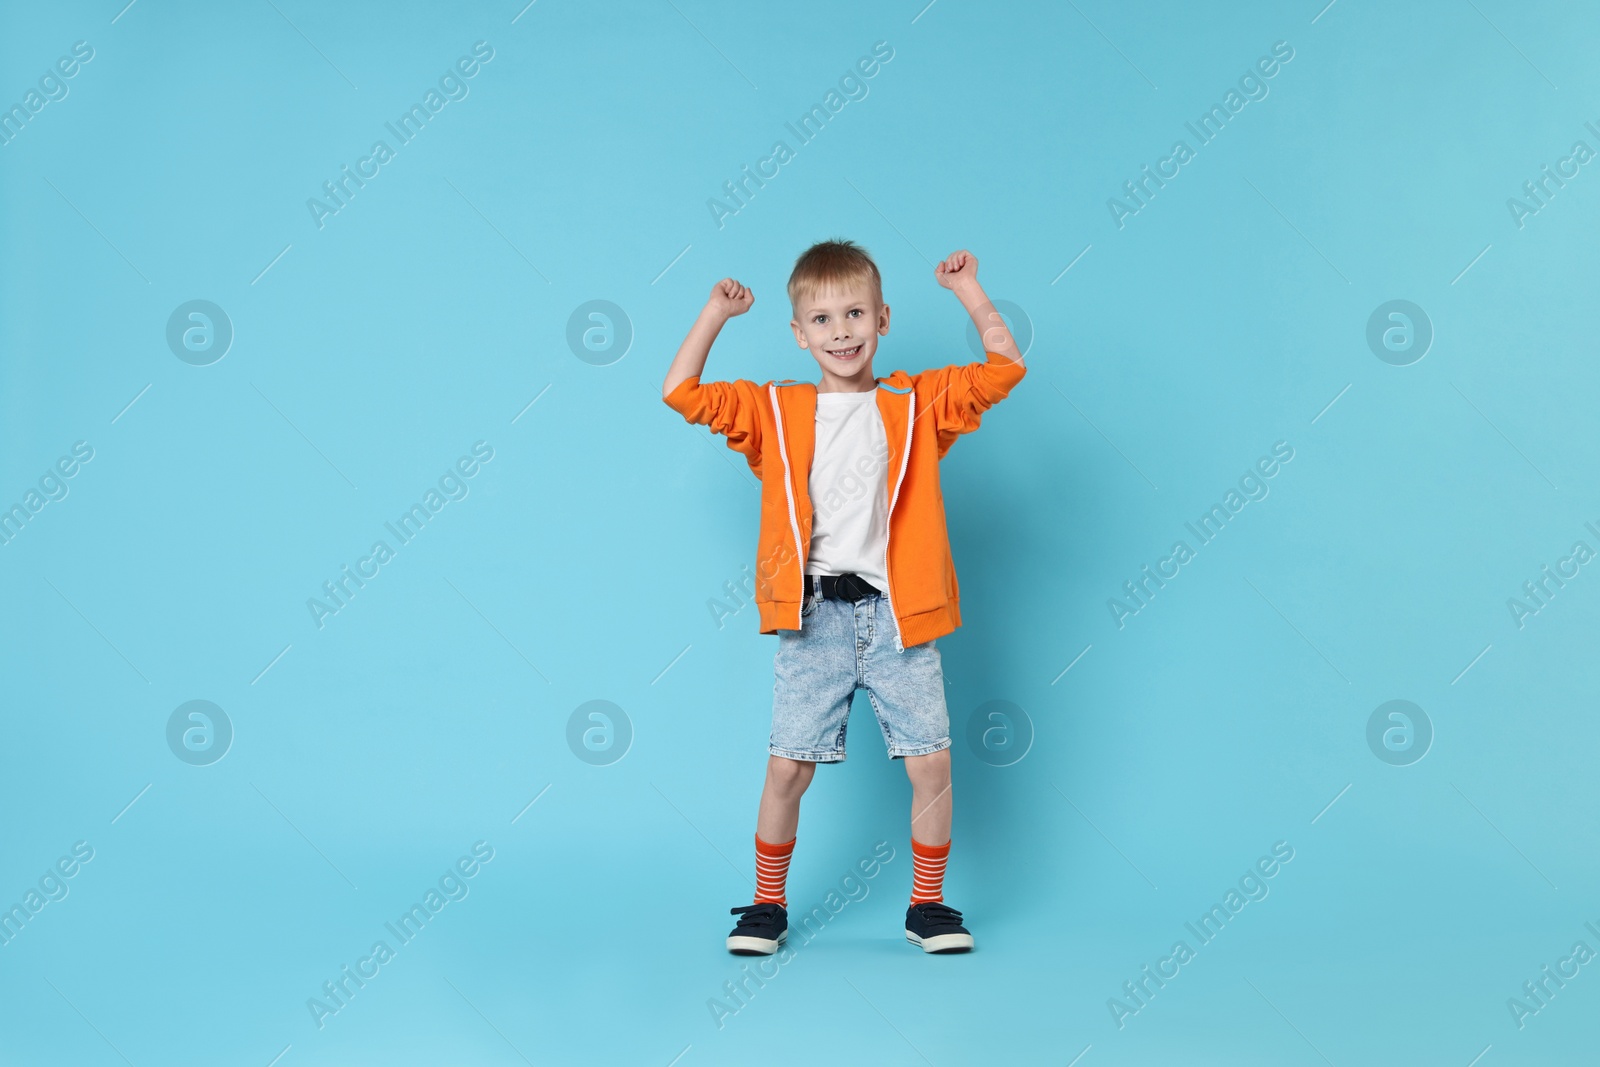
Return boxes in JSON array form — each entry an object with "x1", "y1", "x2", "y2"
[
  {"x1": 791, "y1": 318, "x2": 809, "y2": 349},
  {"x1": 878, "y1": 302, "x2": 891, "y2": 335}
]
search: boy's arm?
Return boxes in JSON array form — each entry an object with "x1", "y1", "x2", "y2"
[
  {"x1": 662, "y1": 279, "x2": 765, "y2": 468},
  {"x1": 913, "y1": 250, "x2": 1028, "y2": 456},
  {"x1": 662, "y1": 278, "x2": 753, "y2": 398}
]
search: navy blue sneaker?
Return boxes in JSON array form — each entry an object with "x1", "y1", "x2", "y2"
[
  {"x1": 905, "y1": 902, "x2": 973, "y2": 953},
  {"x1": 727, "y1": 903, "x2": 787, "y2": 955}
]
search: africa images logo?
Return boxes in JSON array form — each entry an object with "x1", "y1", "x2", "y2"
[
  {"x1": 306, "y1": 442, "x2": 494, "y2": 629},
  {"x1": 1106, "y1": 41, "x2": 1295, "y2": 229},
  {"x1": 306, "y1": 42, "x2": 495, "y2": 230},
  {"x1": 1107, "y1": 441, "x2": 1294, "y2": 628}
]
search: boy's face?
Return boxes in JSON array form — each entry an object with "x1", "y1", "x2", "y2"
[{"x1": 790, "y1": 280, "x2": 890, "y2": 390}]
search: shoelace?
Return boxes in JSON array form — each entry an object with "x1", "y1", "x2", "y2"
[{"x1": 913, "y1": 902, "x2": 964, "y2": 926}]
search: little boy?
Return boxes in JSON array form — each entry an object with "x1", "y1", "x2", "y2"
[{"x1": 661, "y1": 239, "x2": 1026, "y2": 954}]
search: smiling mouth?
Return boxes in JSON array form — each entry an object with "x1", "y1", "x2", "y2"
[{"x1": 826, "y1": 344, "x2": 863, "y2": 359}]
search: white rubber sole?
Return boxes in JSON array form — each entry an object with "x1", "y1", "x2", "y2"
[
  {"x1": 906, "y1": 930, "x2": 974, "y2": 953},
  {"x1": 727, "y1": 928, "x2": 787, "y2": 955}
]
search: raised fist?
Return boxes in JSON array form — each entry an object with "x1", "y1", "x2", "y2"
[
  {"x1": 934, "y1": 250, "x2": 978, "y2": 290},
  {"x1": 708, "y1": 278, "x2": 755, "y2": 318}
]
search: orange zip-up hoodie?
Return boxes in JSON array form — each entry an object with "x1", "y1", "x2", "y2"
[{"x1": 663, "y1": 348, "x2": 1026, "y2": 651}]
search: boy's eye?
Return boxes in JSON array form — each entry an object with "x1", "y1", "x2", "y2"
[{"x1": 814, "y1": 315, "x2": 826, "y2": 324}]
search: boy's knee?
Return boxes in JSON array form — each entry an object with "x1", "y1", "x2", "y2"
[
  {"x1": 905, "y1": 748, "x2": 951, "y2": 787},
  {"x1": 767, "y1": 756, "x2": 816, "y2": 792}
]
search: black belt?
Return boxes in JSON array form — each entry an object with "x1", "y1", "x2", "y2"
[{"x1": 807, "y1": 572, "x2": 881, "y2": 602}]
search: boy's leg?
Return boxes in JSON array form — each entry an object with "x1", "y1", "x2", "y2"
[
  {"x1": 901, "y1": 747, "x2": 971, "y2": 951},
  {"x1": 855, "y1": 596, "x2": 969, "y2": 950},
  {"x1": 752, "y1": 755, "x2": 816, "y2": 905},
  {"x1": 757, "y1": 589, "x2": 854, "y2": 905},
  {"x1": 728, "y1": 753, "x2": 825, "y2": 955},
  {"x1": 857, "y1": 605, "x2": 955, "y2": 902},
  {"x1": 905, "y1": 749, "x2": 952, "y2": 902},
  {"x1": 729, "y1": 590, "x2": 851, "y2": 954}
]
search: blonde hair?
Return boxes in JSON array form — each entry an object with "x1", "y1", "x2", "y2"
[{"x1": 787, "y1": 238, "x2": 883, "y2": 315}]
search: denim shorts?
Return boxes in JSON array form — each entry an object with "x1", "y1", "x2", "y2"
[{"x1": 770, "y1": 582, "x2": 951, "y2": 762}]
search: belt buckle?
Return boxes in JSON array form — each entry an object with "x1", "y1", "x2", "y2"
[{"x1": 837, "y1": 572, "x2": 866, "y2": 602}]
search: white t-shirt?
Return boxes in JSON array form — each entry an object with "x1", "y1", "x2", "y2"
[{"x1": 805, "y1": 390, "x2": 890, "y2": 593}]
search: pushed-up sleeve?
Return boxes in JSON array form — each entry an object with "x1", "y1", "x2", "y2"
[
  {"x1": 910, "y1": 349, "x2": 1027, "y2": 459},
  {"x1": 662, "y1": 375, "x2": 765, "y2": 473}
]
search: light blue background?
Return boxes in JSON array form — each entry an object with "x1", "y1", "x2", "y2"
[{"x1": 3, "y1": 1, "x2": 1599, "y2": 1064}]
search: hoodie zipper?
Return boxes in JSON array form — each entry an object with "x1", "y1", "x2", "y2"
[
  {"x1": 881, "y1": 385, "x2": 914, "y2": 653},
  {"x1": 769, "y1": 384, "x2": 808, "y2": 631}
]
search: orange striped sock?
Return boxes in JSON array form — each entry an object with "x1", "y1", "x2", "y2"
[
  {"x1": 754, "y1": 834, "x2": 795, "y2": 906},
  {"x1": 910, "y1": 837, "x2": 950, "y2": 904}
]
